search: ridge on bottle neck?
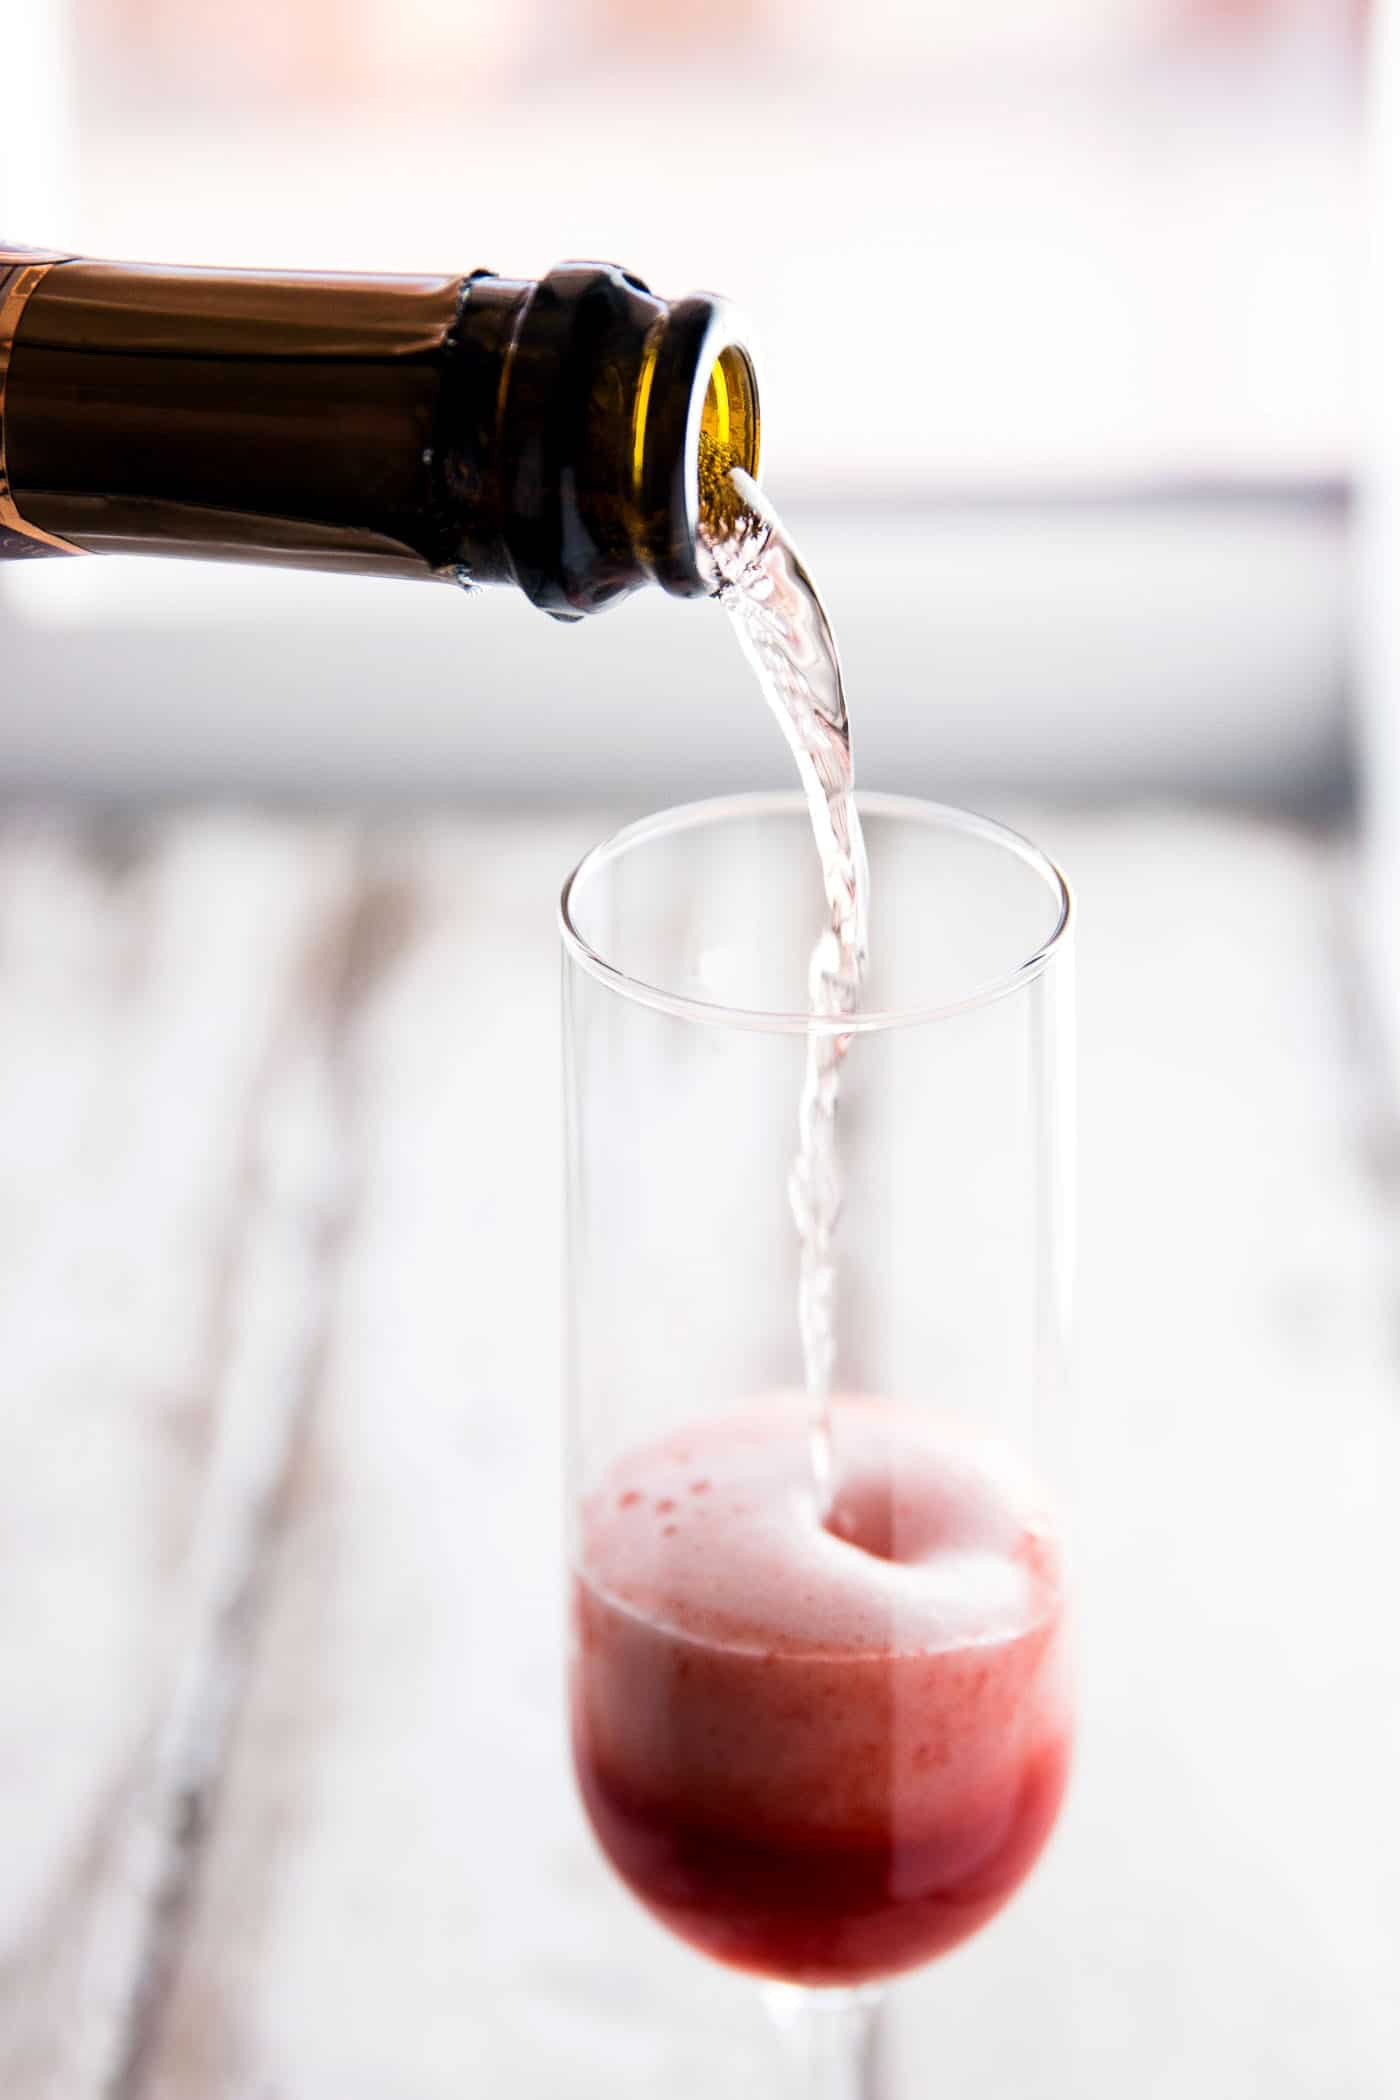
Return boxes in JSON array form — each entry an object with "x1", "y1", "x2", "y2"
[{"x1": 459, "y1": 261, "x2": 760, "y2": 619}]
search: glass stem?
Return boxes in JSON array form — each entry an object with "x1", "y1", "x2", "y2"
[{"x1": 762, "y1": 1984, "x2": 885, "y2": 2100}]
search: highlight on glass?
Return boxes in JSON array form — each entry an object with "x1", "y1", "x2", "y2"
[{"x1": 561, "y1": 790, "x2": 1075, "y2": 2095}]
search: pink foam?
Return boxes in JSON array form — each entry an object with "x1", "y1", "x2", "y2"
[
  {"x1": 574, "y1": 1396, "x2": 1070, "y2": 1858},
  {"x1": 579, "y1": 1393, "x2": 1057, "y2": 1658}
]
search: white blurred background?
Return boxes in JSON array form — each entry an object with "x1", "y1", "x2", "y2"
[{"x1": 0, "y1": 0, "x2": 1362, "y2": 809}]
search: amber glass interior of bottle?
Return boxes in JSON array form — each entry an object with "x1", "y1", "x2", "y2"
[{"x1": 701, "y1": 346, "x2": 760, "y2": 491}]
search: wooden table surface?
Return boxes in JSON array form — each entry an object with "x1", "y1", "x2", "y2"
[{"x1": 1, "y1": 807, "x2": 1396, "y2": 2100}]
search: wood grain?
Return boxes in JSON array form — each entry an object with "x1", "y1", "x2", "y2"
[
  {"x1": 885, "y1": 814, "x2": 1400, "y2": 2097},
  {"x1": 0, "y1": 810, "x2": 1395, "y2": 2098},
  {"x1": 0, "y1": 816, "x2": 356, "y2": 2100}
]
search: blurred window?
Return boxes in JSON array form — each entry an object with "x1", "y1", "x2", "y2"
[
  {"x1": 0, "y1": 0, "x2": 1360, "y2": 809},
  {"x1": 48, "y1": 0, "x2": 1360, "y2": 495}
]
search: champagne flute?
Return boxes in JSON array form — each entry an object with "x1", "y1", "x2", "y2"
[{"x1": 561, "y1": 791, "x2": 1074, "y2": 2097}]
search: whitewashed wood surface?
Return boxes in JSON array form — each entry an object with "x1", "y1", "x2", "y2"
[{"x1": 0, "y1": 808, "x2": 1395, "y2": 2100}]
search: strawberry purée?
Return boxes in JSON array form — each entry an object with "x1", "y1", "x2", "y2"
[{"x1": 572, "y1": 1395, "x2": 1071, "y2": 1987}]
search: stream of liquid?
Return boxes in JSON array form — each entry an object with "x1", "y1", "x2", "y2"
[{"x1": 697, "y1": 449, "x2": 870, "y2": 1498}]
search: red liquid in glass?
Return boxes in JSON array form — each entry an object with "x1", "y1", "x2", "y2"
[{"x1": 572, "y1": 1396, "x2": 1071, "y2": 1987}]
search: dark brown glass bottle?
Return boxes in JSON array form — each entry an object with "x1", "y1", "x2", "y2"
[{"x1": 0, "y1": 246, "x2": 759, "y2": 618}]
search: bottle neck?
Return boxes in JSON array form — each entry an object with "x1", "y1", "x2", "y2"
[
  {"x1": 468, "y1": 263, "x2": 761, "y2": 617},
  {"x1": 0, "y1": 250, "x2": 760, "y2": 616}
]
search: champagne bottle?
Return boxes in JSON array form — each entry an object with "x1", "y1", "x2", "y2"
[{"x1": 0, "y1": 246, "x2": 759, "y2": 618}]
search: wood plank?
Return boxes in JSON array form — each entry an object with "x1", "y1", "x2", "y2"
[
  {"x1": 0, "y1": 814, "x2": 356, "y2": 2100},
  {"x1": 139, "y1": 813, "x2": 768, "y2": 2100},
  {"x1": 885, "y1": 812, "x2": 1400, "y2": 2096},
  {"x1": 136, "y1": 811, "x2": 1400, "y2": 2098}
]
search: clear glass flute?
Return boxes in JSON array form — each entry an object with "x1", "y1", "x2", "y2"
[{"x1": 561, "y1": 792, "x2": 1074, "y2": 2097}]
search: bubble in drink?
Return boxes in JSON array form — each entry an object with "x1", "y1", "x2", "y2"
[{"x1": 572, "y1": 1396, "x2": 1071, "y2": 1987}]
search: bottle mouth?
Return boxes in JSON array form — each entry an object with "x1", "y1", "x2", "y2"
[
  {"x1": 493, "y1": 262, "x2": 761, "y2": 616},
  {"x1": 631, "y1": 299, "x2": 761, "y2": 598}
]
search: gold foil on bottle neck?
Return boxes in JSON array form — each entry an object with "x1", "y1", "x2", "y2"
[{"x1": 0, "y1": 250, "x2": 80, "y2": 555}]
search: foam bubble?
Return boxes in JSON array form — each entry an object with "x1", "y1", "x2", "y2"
[{"x1": 581, "y1": 1395, "x2": 1058, "y2": 1657}]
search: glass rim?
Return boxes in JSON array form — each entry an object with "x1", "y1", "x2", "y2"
[{"x1": 559, "y1": 790, "x2": 1073, "y2": 1036}]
